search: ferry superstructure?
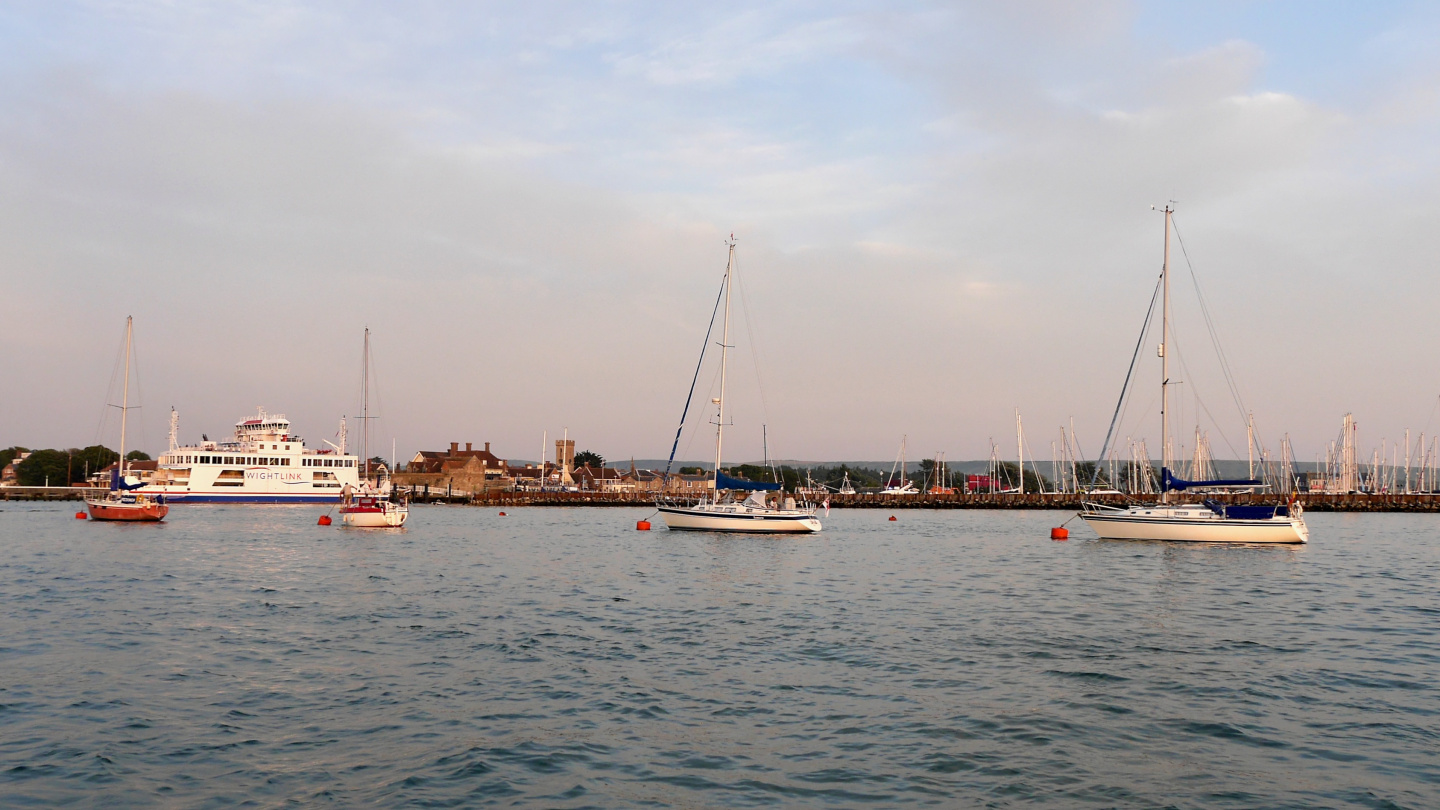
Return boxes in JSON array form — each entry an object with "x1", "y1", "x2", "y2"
[{"x1": 147, "y1": 408, "x2": 361, "y2": 503}]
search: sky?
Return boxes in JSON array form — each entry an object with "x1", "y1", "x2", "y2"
[{"x1": 4, "y1": 1, "x2": 1440, "y2": 467}]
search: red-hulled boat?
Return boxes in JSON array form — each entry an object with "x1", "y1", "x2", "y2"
[
  {"x1": 84, "y1": 316, "x2": 168, "y2": 523},
  {"x1": 87, "y1": 490, "x2": 169, "y2": 522}
]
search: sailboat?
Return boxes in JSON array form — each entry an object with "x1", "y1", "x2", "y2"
[
  {"x1": 86, "y1": 316, "x2": 169, "y2": 522},
  {"x1": 657, "y1": 238, "x2": 821, "y2": 533},
  {"x1": 927, "y1": 452, "x2": 956, "y2": 494},
  {"x1": 881, "y1": 436, "x2": 919, "y2": 495},
  {"x1": 338, "y1": 328, "x2": 408, "y2": 528},
  {"x1": 1080, "y1": 207, "x2": 1307, "y2": 544}
]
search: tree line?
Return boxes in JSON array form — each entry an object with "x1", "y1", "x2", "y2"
[{"x1": 2, "y1": 445, "x2": 150, "y2": 487}]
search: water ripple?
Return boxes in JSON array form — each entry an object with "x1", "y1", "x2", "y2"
[{"x1": 0, "y1": 505, "x2": 1437, "y2": 807}]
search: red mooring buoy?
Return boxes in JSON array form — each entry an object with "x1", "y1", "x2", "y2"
[
  {"x1": 499, "y1": 511, "x2": 507, "y2": 517},
  {"x1": 75, "y1": 511, "x2": 88, "y2": 520},
  {"x1": 317, "y1": 514, "x2": 332, "y2": 526},
  {"x1": 888, "y1": 515, "x2": 898, "y2": 521},
  {"x1": 637, "y1": 520, "x2": 651, "y2": 531},
  {"x1": 1051, "y1": 527, "x2": 1069, "y2": 540}
]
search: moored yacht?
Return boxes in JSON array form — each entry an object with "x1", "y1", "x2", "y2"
[
  {"x1": 1080, "y1": 206, "x2": 1307, "y2": 544},
  {"x1": 86, "y1": 316, "x2": 169, "y2": 522},
  {"x1": 657, "y1": 237, "x2": 821, "y2": 534},
  {"x1": 336, "y1": 327, "x2": 408, "y2": 528}
]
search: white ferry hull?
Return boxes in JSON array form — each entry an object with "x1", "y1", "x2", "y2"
[
  {"x1": 1082, "y1": 508, "x2": 1308, "y2": 544},
  {"x1": 151, "y1": 409, "x2": 361, "y2": 505},
  {"x1": 658, "y1": 504, "x2": 821, "y2": 533},
  {"x1": 149, "y1": 491, "x2": 340, "y2": 504}
]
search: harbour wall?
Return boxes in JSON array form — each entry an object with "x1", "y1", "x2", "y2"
[
  {"x1": 6, "y1": 486, "x2": 1438, "y2": 512},
  {"x1": 418, "y1": 489, "x2": 1440, "y2": 512}
]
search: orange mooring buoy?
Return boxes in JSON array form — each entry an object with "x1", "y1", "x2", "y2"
[
  {"x1": 317, "y1": 514, "x2": 332, "y2": 525},
  {"x1": 499, "y1": 511, "x2": 507, "y2": 517},
  {"x1": 75, "y1": 511, "x2": 87, "y2": 520},
  {"x1": 637, "y1": 520, "x2": 651, "y2": 531},
  {"x1": 888, "y1": 515, "x2": 898, "y2": 521},
  {"x1": 1051, "y1": 527, "x2": 1069, "y2": 540}
]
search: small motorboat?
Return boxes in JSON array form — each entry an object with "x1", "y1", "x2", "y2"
[{"x1": 339, "y1": 494, "x2": 408, "y2": 528}]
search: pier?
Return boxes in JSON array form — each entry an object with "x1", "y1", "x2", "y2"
[
  {"x1": 5, "y1": 486, "x2": 1437, "y2": 512},
  {"x1": 408, "y1": 489, "x2": 1440, "y2": 512},
  {"x1": 0, "y1": 487, "x2": 105, "y2": 501}
]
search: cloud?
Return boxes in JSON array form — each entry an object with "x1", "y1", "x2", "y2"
[{"x1": 5, "y1": 3, "x2": 1440, "y2": 463}]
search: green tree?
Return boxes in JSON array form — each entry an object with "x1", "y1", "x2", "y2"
[
  {"x1": 811, "y1": 464, "x2": 884, "y2": 489},
  {"x1": 73, "y1": 445, "x2": 120, "y2": 482},
  {"x1": 918, "y1": 458, "x2": 953, "y2": 489},
  {"x1": 0, "y1": 446, "x2": 29, "y2": 472},
  {"x1": 1073, "y1": 461, "x2": 1110, "y2": 489},
  {"x1": 992, "y1": 461, "x2": 1051, "y2": 493},
  {"x1": 573, "y1": 450, "x2": 605, "y2": 468},
  {"x1": 16, "y1": 449, "x2": 73, "y2": 486},
  {"x1": 678, "y1": 466, "x2": 705, "y2": 475},
  {"x1": 126, "y1": 450, "x2": 151, "y2": 462}
]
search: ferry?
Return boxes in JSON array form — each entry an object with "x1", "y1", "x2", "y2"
[{"x1": 147, "y1": 408, "x2": 361, "y2": 503}]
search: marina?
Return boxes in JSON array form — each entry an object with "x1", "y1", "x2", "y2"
[{"x1": 5, "y1": 5, "x2": 1440, "y2": 808}]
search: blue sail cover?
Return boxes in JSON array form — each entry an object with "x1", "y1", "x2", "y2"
[
  {"x1": 110, "y1": 468, "x2": 147, "y2": 491},
  {"x1": 1161, "y1": 467, "x2": 1262, "y2": 492},
  {"x1": 715, "y1": 471, "x2": 781, "y2": 491},
  {"x1": 1202, "y1": 499, "x2": 1287, "y2": 519}
]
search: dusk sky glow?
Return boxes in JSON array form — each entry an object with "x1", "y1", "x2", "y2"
[{"x1": 5, "y1": 1, "x2": 1440, "y2": 466}]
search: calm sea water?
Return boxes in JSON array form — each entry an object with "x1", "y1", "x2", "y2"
[{"x1": 1, "y1": 505, "x2": 1436, "y2": 808}]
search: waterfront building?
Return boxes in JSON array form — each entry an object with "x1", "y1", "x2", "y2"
[{"x1": 0, "y1": 451, "x2": 30, "y2": 486}]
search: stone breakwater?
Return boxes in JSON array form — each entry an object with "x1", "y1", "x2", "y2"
[
  {"x1": 8, "y1": 486, "x2": 1434, "y2": 512},
  {"x1": 418, "y1": 489, "x2": 1440, "y2": 512}
]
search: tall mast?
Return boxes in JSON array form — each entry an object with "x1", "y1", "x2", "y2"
[
  {"x1": 1016, "y1": 409, "x2": 1024, "y2": 495},
  {"x1": 1160, "y1": 205, "x2": 1172, "y2": 504},
  {"x1": 362, "y1": 327, "x2": 370, "y2": 482},
  {"x1": 713, "y1": 237, "x2": 735, "y2": 489},
  {"x1": 119, "y1": 316, "x2": 132, "y2": 478},
  {"x1": 1247, "y1": 412, "x2": 1255, "y2": 479}
]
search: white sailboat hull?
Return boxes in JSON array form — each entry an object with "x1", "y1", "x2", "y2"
[
  {"x1": 1082, "y1": 505, "x2": 1307, "y2": 544},
  {"x1": 340, "y1": 503, "x2": 408, "y2": 528},
  {"x1": 658, "y1": 504, "x2": 821, "y2": 533}
]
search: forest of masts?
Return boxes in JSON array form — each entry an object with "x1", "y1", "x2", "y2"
[{"x1": 969, "y1": 408, "x2": 1440, "y2": 496}]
